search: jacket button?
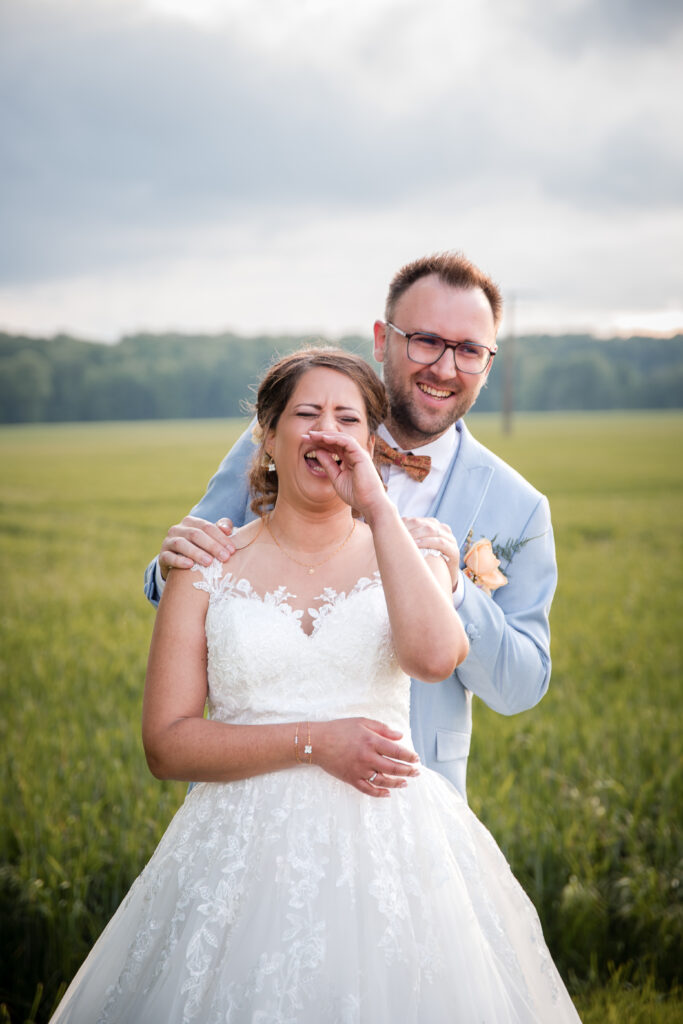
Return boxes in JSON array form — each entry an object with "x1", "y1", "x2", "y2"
[{"x1": 465, "y1": 623, "x2": 480, "y2": 642}]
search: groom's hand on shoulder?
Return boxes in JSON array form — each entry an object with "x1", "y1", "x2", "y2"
[
  {"x1": 159, "y1": 515, "x2": 236, "y2": 579},
  {"x1": 402, "y1": 516, "x2": 461, "y2": 592}
]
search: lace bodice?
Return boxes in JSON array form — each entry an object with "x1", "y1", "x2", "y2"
[{"x1": 192, "y1": 560, "x2": 411, "y2": 734}]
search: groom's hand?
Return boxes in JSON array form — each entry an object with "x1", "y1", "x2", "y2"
[
  {"x1": 402, "y1": 517, "x2": 461, "y2": 591},
  {"x1": 159, "y1": 515, "x2": 236, "y2": 579}
]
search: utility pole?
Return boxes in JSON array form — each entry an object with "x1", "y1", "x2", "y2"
[{"x1": 502, "y1": 292, "x2": 516, "y2": 436}]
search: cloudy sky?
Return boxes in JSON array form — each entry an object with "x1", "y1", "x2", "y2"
[{"x1": 1, "y1": 0, "x2": 682, "y2": 340}]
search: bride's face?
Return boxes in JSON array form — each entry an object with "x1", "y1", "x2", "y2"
[{"x1": 267, "y1": 366, "x2": 373, "y2": 503}]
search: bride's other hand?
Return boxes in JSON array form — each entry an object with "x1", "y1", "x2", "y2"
[
  {"x1": 306, "y1": 432, "x2": 468, "y2": 681},
  {"x1": 312, "y1": 718, "x2": 420, "y2": 798},
  {"x1": 303, "y1": 430, "x2": 388, "y2": 519}
]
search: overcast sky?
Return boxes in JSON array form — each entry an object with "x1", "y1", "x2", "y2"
[{"x1": 1, "y1": 0, "x2": 682, "y2": 340}]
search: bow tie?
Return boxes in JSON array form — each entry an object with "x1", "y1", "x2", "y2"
[{"x1": 374, "y1": 435, "x2": 432, "y2": 482}]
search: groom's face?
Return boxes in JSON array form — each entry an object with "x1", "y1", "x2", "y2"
[{"x1": 373, "y1": 276, "x2": 496, "y2": 450}]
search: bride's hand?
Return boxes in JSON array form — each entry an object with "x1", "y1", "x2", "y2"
[
  {"x1": 303, "y1": 430, "x2": 388, "y2": 519},
  {"x1": 311, "y1": 718, "x2": 420, "y2": 798}
]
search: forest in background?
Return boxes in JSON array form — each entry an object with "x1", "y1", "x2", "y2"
[{"x1": 0, "y1": 329, "x2": 682, "y2": 423}]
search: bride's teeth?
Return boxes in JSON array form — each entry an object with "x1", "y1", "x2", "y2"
[{"x1": 305, "y1": 450, "x2": 342, "y2": 463}]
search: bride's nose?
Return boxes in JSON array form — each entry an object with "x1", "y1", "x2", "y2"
[{"x1": 317, "y1": 408, "x2": 340, "y2": 432}]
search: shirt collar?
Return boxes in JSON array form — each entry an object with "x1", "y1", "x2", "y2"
[{"x1": 377, "y1": 422, "x2": 458, "y2": 474}]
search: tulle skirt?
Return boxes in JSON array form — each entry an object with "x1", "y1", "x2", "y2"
[{"x1": 51, "y1": 766, "x2": 580, "y2": 1023}]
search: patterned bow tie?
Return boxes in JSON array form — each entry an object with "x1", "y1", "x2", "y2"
[{"x1": 374, "y1": 435, "x2": 432, "y2": 483}]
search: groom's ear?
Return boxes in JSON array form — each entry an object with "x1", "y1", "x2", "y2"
[
  {"x1": 373, "y1": 320, "x2": 387, "y2": 363},
  {"x1": 482, "y1": 355, "x2": 495, "y2": 385}
]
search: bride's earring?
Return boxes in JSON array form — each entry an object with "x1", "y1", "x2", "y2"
[{"x1": 264, "y1": 451, "x2": 276, "y2": 472}]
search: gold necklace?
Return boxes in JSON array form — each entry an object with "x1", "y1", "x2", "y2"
[{"x1": 265, "y1": 516, "x2": 356, "y2": 574}]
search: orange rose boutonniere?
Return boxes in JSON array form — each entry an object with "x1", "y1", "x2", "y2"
[{"x1": 463, "y1": 535, "x2": 508, "y2": 596}]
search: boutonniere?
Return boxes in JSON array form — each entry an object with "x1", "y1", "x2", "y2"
[
  {"x1": 462, "y1": 530, "x2": 537, "y2": 595},
  {"x1": 462, "y1": 533, "x2": 508, "y2": 596}
]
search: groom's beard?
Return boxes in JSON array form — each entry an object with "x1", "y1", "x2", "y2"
[
  {"x1": 382, "y1": 358, "x2": 481, "y2": 447},
  {"x1": 388, "y1": 387, "x2": 472, "y2": 442}
]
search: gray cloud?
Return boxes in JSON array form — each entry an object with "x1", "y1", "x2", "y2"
[
  {"x1": 543, "y1": 119, "x2": 683, "y2": 208},
  {"x1": 1, "y1": 3, "x2": 404, "y2": 279},
  {"x1": 1, "y1": 0, "x2": 681, "y2": 298},
  {"x1": 525, "y1": 0, "x2": 683, "y2": 53}
]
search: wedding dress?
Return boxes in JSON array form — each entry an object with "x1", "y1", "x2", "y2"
[{"x1": 51, "y1": 562, "x2": 580, "y2": 1023}]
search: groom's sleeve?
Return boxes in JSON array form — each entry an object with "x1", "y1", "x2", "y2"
[
  {"x1": 143, "y1": 423, "x2": 257, "y2": 608},
  {"x1": 453, "y1": 495, "x2": 557, "y2": 715}
]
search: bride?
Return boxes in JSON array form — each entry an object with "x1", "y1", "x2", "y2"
[{"x1": 51, "y1": 348, "x2": 580, "y2": 1022}]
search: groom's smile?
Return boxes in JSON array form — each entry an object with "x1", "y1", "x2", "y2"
[{"x1": 416, "y1": 381, "x2": 454, "y2": 400}]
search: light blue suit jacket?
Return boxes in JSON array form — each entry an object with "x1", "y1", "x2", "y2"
[{"x1": 144, "y1": 418, "x2": 557, "y2": 800}]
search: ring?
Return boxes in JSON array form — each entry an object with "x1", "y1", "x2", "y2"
[{"x1": 368, "y1": 771, "x2": 378, "y2": 783}]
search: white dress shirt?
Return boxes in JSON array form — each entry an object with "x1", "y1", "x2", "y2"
[{"x1": 376, "y1": 423, "x2": 458, "y2": 518}]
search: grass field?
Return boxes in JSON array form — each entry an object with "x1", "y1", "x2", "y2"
[{"x1": 1, "y1": 412, "x2": 681, "y2": 1022}]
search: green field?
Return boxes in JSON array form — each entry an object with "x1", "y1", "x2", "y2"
[{"x1": 1, "y1": 412, "x2": 681, "y2": 1022}]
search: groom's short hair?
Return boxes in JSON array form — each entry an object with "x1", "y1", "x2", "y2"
[{"x1": 385, "y1": 251, "x2": 503, "y2": 330}]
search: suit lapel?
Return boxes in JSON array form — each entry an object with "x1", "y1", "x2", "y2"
[{"x1": 429, "y1": 420, "x2": 494, "y2": 557}]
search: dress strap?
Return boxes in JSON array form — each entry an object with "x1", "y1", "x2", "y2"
[{"x1": 191, "y1": 559, "x2": 230, "y2": 595}]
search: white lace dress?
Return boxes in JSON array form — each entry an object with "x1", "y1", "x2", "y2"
[{"x1": 51, "y1": 563, "x2": 581, "y2": 1023}]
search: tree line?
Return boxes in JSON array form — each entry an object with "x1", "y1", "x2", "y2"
[{"x1": 0, "y1": 329, "x2": 681, "y2": 423}]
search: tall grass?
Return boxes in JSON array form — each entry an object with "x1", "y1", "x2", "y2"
[
  {"x1": 467, "y1": 413, "x2": 682, "y2": 993},
  {"x1": 1, "y1": 413, "x2": 681, "y2": 1022}
]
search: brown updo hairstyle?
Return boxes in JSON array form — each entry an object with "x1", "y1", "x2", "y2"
[{"x1": 249, "y1": 347, "x2": 388, "y2": 516}]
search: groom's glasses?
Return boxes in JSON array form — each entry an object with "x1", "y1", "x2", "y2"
[{"x1": 385, "y1": 322, "x2": 497, "y2": 375}]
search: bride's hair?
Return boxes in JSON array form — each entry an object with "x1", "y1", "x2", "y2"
[{"x1": 248, "y1": 347, "x2": 388, "y2": 516}]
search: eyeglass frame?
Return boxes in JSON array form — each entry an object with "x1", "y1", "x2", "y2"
[{"x1": 384, "y1": 321, "x2": 497, "y2": 375}]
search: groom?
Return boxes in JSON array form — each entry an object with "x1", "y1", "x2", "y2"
[{"x1": 144, "y1": 251, "x2": 557, "y2": 800}]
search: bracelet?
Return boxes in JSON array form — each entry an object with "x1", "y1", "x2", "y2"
[{"x1": 294, "y1": 721, "x2": 313, "y2": 765}]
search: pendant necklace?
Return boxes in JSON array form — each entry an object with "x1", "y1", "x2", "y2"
[{"x1": 265, "y1": 515, "x2": 356, "y2": 574}]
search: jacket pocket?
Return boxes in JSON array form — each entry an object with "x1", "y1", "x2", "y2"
[{"x1": 435, "y1": 728, "x2": 471, "y2": 762}]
